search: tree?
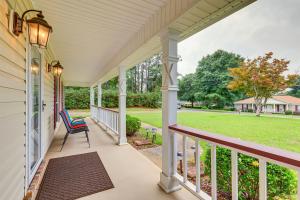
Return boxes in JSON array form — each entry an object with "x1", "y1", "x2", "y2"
[
  {"x1": 288, "y1": 76, "x2": 300, "y2": 97},
  {"x1": 228, "y1": 52, "x2": 298, "y2": 116},
  {"x1": 178, "y1": 74, "x2": 197, "y2": 107},
  {"x1": 193, "y1": 50, "x2": 244, "y2": 108}
]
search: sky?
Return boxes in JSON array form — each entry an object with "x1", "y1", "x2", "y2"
[{"x1": 178, "y1": 0, "x2": 300, "y2": 76}]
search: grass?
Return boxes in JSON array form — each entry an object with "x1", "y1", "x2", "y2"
[{"x1": 129, "y1": 110, "x2": 300, "y2": 153}]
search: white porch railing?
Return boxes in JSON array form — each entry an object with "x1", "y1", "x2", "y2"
[
  {"x1": 91, "y1": 105, "x2": 119, "y2": 135},
  {"x1": 169, "y1": 124, "x2": 300, "y2": 200}
]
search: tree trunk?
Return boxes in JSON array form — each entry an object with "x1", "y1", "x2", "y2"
[
  {"x1": 191, "y1": 101, "x2": 194, "y2": 108},
  {"x1": 141, "y1": 64, "x2": 144, "y2": 93},
  {"x1": 254, "y1": 97, "x2": 263, "y2": 116}
]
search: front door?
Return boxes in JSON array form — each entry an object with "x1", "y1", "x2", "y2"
[{"x1": 27, "y1": 46, "x2": 43, "y2": 183}]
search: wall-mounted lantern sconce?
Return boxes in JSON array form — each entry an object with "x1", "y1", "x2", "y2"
[
  {"x1": 12, "y1": 9, "x2": 52, "y2": 48},
  {"x1": 47, "y1": 61, "x2": 63, "y2": 77}
]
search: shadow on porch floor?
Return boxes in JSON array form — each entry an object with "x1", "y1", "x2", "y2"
[{"x1": 43, "y1": 118, "x2": 198, "y2": 200}]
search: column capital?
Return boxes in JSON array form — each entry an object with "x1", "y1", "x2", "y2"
[{"x1": 160, "y1": 28, "x2": 180, "y2": 41}]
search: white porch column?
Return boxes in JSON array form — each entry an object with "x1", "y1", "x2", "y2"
[
  {"x1": 97, "y1": 82, "x2": 102, "y2": 107},
  {"x1": 90, "y1": 86, "x2": 95, "y2": 107},
  {"x1": 90, "y1": 86, "x2": 95, "y2": 117},
  {"x1": 159, "y1": 29, "x2": 181, "y2": 193},
  {"x1": 118, "y1": 65, "x2": 127, "y2": 145},
  {"x1": 273, "y1": 104, "x2": 276, "y2": 113}
]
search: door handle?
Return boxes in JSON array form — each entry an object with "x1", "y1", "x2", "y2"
[{"x1": 42, "y1": 100, "x2": 47, "y2": 111}]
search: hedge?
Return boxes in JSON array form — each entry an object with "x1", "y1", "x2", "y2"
[
  {"x1": 65, "y1": 87, "x2": 161, "y2": 109},
  {"x1": 65, "y1": 87, "x2": 90, "y2": 109}
]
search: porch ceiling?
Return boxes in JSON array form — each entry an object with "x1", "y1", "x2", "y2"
[{"x1": 32, "y1": 0, "x2": 255, "y2": 87}]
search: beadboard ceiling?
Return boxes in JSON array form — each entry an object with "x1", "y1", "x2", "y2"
[{"x1": 32, "y1": 0, "x2": 255, "y2": 86}]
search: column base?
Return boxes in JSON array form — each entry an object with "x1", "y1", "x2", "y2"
[
  {"x1": 158, "y1": 172, "x2": 181, "y2": 193},
  {"x1": 118, "y1": 137, "x2": 128, "y2": 146}
]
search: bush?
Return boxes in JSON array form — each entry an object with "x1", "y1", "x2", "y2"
[
  {"x1": 293, "y1": 111, "x2": 300, "y2": 115},
  {"x1": 126, "y1": 115, "x2": 141, "y2": 136},
  {"x1": 65, "y1": 87, "x2": 90, "y2": 109},
  {"x1": 102, "y1": 90, "x2": 119, "y2": 108},
  {"x1": 65, "y1": 86, "x2": 161, "y2": 109},
  {"x1": 204, "y1": 147, "x2": 297, "y2": 199},
  {"x1": 224, "y1": 107, "x2": 235, "y2": 111},
  {"x1": 247, "y1": 108, "x2": 254, "y2": 113},
  {"x1": 285, "y1": 110, "x2": 293, "y2": 115}
]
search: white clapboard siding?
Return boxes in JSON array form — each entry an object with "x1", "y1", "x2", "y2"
[{"x1": 0, "y1": 0, "x2": 56, "y2": 199}]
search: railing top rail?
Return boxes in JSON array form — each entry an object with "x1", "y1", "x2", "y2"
[
  {"x1": 93, "y1": 105, "x2": 119, "y2": 113},
  {"x1": 169, "y1": 124, "x2": 300, "y2": 168}
]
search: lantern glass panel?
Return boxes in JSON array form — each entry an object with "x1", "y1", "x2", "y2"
[
  {"x1": 28, "y1": 22, "x2": 38, "y2": 44},
  {"x1": 38, "y1": 24, "x2": 50, "y2": 47}
]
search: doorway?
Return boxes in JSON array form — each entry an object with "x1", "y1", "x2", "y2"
[{"x1": 27, "y1": 46, "x2": 43, "y2": 184}]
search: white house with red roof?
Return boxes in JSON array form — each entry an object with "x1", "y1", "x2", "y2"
[{"x1": 234, "y1": 95, "x2": 300, "y2": 113}]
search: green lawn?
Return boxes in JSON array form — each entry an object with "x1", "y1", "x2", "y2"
[{"x1": 129, "y1": 110, "x2": 300, "y2": 153}]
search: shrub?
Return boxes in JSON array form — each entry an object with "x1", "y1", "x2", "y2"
[
  {"x1": 102, "y1": 90, "x2": 119, "y2": 108},
  {"x1": 65, "y1": 86, "x2": 161, "y2": 109},
  {"x1": 204, "y1": 147, "x2": 297, "y2": 199},
  {"x1": 293, "y1": 111, "x2": 300, "y2": 115},
  {"x1": 224, "y1": 107, "x2": 235, "y2": 111},
  {"x1": 65, "y1": 87, "x2": 90, "y2": 109},
  {"x1": 126, "y1": 115, "x2": 141, "y2": 136},
  {"x1": 285, "y1": 110, "x2": 293, "y2": 115},
  {"x1": 247, "y1": 108, "x2": 254, "y2": 113}
]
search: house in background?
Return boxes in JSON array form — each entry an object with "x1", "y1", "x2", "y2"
[{"x1": 234, "y1": 95, "x2": 300, "y2": 113}]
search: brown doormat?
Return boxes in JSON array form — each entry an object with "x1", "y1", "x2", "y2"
[{"x1": 36, "y1": 152, "x2": 114, "y2": 200}]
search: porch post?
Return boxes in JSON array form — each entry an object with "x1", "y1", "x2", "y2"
[
  {"x1": 98, "y1": 82, "x2": 102, "y2": 107},
  {"x1": 90, "y1": 86, "x2": 94, "y2": 108},
  {"x1": 118, "y1": 65, "x2": 127, "y2": 145},
  {"x1": 158, "y1": 29, "x2": 181, "y2": 193}
]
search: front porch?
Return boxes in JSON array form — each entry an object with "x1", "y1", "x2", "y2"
[{"x1": 39, "y1": 118, "x2": 198, "y2": 200}]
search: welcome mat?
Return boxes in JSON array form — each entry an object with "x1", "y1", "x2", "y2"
[{"x1": 36, "y1": 152, "x2": 114, "y2": 200}]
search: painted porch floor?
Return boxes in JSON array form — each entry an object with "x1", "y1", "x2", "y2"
[{"x1": 43, "y1": 118, "x2": 198, "y2": 200}]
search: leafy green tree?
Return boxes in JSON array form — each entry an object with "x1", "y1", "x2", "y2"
[
  {"x1": 193, "y1": 50, "x2": 244, "y2": 108},
  {"x1": 178, "y1": 73, "x2": 196, "y2": 107},
  {"x1": 288, "y1": 76, "x2": 300, "y2": 97}
]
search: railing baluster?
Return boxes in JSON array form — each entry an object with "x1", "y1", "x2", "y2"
[
  {"x1": 297, "y1": 170, "x2": 300, "y2": 200},
  {"x1": 183, "y1": 135, "x2": 188, "y2": 183},
  {"x1": 195, "y1": 139, "x2": 200, "y2": 192},
  {"x1": 259, "y1": 159, "x2": 267, "y2": 200},
  {"x1": 95, "y1": 107, "x2": 119, "y2": 135},
  {"x1": 211, "y1": 144, "x2": 217, "y2": 200},
  {"x1": 231, "y1": 151, "x2": 238, "y2": 200}
]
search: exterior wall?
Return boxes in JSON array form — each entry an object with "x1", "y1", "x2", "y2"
[
  {"x1": 264, "y1": 104, "x2": 274, "y2": 113},
  {"x1": 42, "y1": 51, "x2": 56, "y2": 156},
  {"x1": 0, "y1": 1, "x2": 27, "y2": 199},
  {"x1": 234, "y1": 104, "x2": 242, "y2": 111},
  {"x1": 0, "y1": 0, "x2": 58, "y2": 199}
]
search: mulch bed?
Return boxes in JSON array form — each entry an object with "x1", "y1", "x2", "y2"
[
  {"x1": 36, "y1": 152, "x2": 114, "y2": 200},
  {"x1": 127, "y1": 134, "x2": 158, "y2": 150}
]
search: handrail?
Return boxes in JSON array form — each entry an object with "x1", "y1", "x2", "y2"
[
  {"x1": 169, "y1": 124, "x2": 300, "y2": 168},
  {"x1": 91, "y1": 105, "x2": 119, "y2": 113},
  {"x1": 169, "y1": 124, "x2": 300, "y2": 200}
]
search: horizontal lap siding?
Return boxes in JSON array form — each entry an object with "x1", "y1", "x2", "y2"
[
  {"x1": 0, "y1": 1, "x2": 26, "y2": 199},
  {"x1": 0, "y1": 0, "x2": 56, "y2": 199},
  {"x1": 43, "y1": 52, "x2": 55, "y2": 155}
]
